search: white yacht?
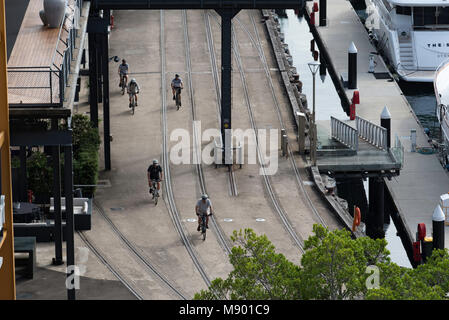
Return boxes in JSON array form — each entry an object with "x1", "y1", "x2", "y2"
[
  {"x1": 435, "y1": 59, "x2": 449, "y2": 157},
  {"x1": 365, "y1": 0, "x2": 449, "y2": 82}
]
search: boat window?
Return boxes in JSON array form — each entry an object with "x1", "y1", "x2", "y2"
[
  {"x1": 437, "y1": 7, "x2": 449, "y2": 25},
  {"x1": 413, "y1": 7, "x2": 437, "y2": 26},
  {"x1": 413, "y1": 7, "x2": 425, "y2": 26},
  {"x1": 424, "y1": 7, "x2": 436, "y2": 25},
  {"x1": 396, "y1": 6, "x2": 411, "y2": 16}
]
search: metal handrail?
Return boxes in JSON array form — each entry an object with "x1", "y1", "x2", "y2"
[
  {"x1": 389, "y1": 134, "x2": 404, "y2": 168},
  {"x1": 356, "y1": 116, "x2": 388, "y2": 150},
  {"x1": 7, "y1": 0, "x2": 82, "y2": 107},
  {"x1": 331, "y1": 116, "x2": 358, "y2": 151}
]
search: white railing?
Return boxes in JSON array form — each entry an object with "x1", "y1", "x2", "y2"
[
  {"x1": 390, "y1": 135, "x2": 404, "y2": 168},
  {"x1": 356, "y1": 116, "x2": 388, "y2": 150},
  {"x1": 331, "y1": 116, "x2": 358, "y2": 151}
]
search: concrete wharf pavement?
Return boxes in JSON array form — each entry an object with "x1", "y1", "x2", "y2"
[
  {"x1": 15, "y1": 8, "x2": 342, "y2": 299},
  {"x1": 85, "y1": 8, "x2": 341, "y2": 298},
  {"x1": 307, "y1": 0, "x2": 449, "y2": 248}
]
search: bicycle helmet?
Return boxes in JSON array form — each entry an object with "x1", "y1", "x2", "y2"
[
  {"x1": 201, "y1": 194, "x2": 208, "y2": 200},
  {"x1": 175, "y1": 74, "x2": 180, "y2": 78},
  {"x1": 130, "y1": 78, "x2": 136, "y2": 83},
  {"x1": 153, "y1": 159, "x2": 158, "y2": 165}
]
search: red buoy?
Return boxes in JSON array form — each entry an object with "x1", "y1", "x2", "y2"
[
  {"x1": 313, "y1": 2, "x2": 319, "y2": 12},
  {"x1": 417, "y1": 223, "x2": 426, "y2": 241},
  {"x1": 310, "y1": 12, "x2": 315, "y2": 26}
]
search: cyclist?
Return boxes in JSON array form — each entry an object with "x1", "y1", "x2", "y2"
[
  {"x1": 171, "y1": 74, "x2": 184, "y2": 105},
  {"x1": 195, "y1": 194, "x2": 213, "y2": 231},
  {"x1": 118, "y1": 59, "x2": 129, "y2": 88},
  {"x1": 127, "y1": 78, "x2": 140, "y2": 108},
  {"x1": 147, "y1": 159, "x2": 163, "y2": 195}
]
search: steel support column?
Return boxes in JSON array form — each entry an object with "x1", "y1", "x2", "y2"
[
  {"x1": 102, "y1": 11, "x2": 111, "y2": 171},
  {"x1": 19, "y1": 146, "x2": 27, "y2": 201},
  {"x1": 64, "y1": 144, "x2": 75, "y2": 300},
  {"x1": 368, "y1": 177, "x2": 385, "y2": 239},
  {"x1": 52, "y1": 144, "x2": 63, "y2": 265},
  {"x1": 216, "y1": 9, "x2": 239, "y2": 164},
  {"x1": 88, "y1": 31, "x2": 99, "y2": 127}
]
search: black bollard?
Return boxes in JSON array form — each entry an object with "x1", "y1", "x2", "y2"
[
  {"x1": 348, "y1": 42, "x2": 357, "y2": 89},
  {"x1": 432, "y1": 205, "x2": 445, "y2": 250},
  {"x1": 380, "y1": 106, "x2": 391, "y2": 148},
  {"x1": 319, "y1": 0, "x2": 327, "y2": 27}
]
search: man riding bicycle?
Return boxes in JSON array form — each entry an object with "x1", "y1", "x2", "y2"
[
  {"x1": 171, "y1": 74, "x2": 184, "y2": 106},
  {"x1": 118, "y1": 59, "x2": 129, "y2": 88},
  {"x1": 195, "y1": 194, "x2": 213, "y2": 231},
  {"x1": 128, "y1": 78, "x2": 140, "y2": 108},
  {"x1": 147, "y1": 159, "x2": 163, "y2": 195}
]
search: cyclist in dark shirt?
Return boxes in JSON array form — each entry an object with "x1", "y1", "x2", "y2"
[{"x1": 147, "y1": 159, "x2": 163, "y2": 194}]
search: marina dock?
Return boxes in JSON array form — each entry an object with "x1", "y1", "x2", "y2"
[{"x1": 306, "y1": 0, "x2": 449, "y2": 253}]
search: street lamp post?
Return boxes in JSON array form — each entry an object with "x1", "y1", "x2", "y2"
[{"x1": 308, "y1": 61, "x2": 320, "y2": 166}]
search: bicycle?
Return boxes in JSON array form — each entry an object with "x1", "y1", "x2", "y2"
[
  {"x1": 129, "y1": 91, "x2": 137, "y2": 115},
  {"x1": 175, "y1": 87, "x2": 182, "y2": 110},
  {"x1": 149, "y1": 180, "x2": 160, "y2": 205},
  {"x1": 198, "y1": 213, "x2": 207, "y2": 241},
  {"x1": 120, "y1": 75, "x2": 128, "y2": 95}
]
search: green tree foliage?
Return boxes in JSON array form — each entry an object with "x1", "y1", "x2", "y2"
[
  {"x1": 70, "y1": 114, "x2": 100, "y2": 197},
  {"x1": 194, "y1": 229, "x2": 301, "y2": 300},
  {"x1": 366, "y1": 249, "x2": 449, "y2": 300},
  {"x1": 195, "y1": 225, "x2": 449, "y2": 300},
  {"x1": 300, "y1": 224, "x2": 389, "y2": 300},
  {"x1": 26, "y1": 151, "x2": 53, "y2": 195}
]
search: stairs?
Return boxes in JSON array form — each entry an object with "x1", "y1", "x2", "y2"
[{"x1": 398, "y1": 37, "x2": 415, "y2": 70}]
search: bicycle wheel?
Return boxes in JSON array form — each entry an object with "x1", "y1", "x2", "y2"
[{"x1": 202, "y1": 216, "x2": 206, "y2": 240}]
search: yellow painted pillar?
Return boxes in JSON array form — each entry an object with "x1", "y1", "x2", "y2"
[{"x1": 0, "y1": 0, "x2": 16, "y2": 300}]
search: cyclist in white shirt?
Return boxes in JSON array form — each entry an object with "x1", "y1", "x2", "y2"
[{"x1": 195, "y1": 194, "x2": 213, "y2": 231}]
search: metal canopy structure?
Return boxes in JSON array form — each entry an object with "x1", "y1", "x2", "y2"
[{"x1": 88, "y1": 0, "x2": 306, "y2": 170}]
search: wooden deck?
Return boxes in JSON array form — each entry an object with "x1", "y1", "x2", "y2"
[{"x1": 7, "y1": 0, "x2": 76, "y2": 105}]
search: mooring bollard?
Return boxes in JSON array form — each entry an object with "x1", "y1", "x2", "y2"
[
  {"x1": 319, "y1": 0, "x2": 327, "y2": 27},
  {"x1": 433, "y1": 205, "x2": 445, "y2": 250},
  {"x1": 411, "y1": 129, "x2": 417, "y2": 152},
  {"x1": 368, "y1": 53, "x2": 377, "y2": 73},
  {"x1": 348, "y1": 42, "x2": 358, "y2": 89},
  {"x1": 380, "y1": 106, "x2": 391, "y2": 148},
  {"x1": 296, "y1": 112, "x2": 306, "y2": 155},
  {"x1": 281, "y1": 129, "x2": 287, "y2": 156}
]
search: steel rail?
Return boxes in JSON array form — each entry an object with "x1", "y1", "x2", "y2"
[
  {"x1": 182, "y1": 10, "x2": 232, "y2": 255},
  {"x1": 242, "y1": 12, "x2": 329, "y2": 228},
  {"x1": 77, "y1": 230, "x2": 145, "y2": 300},
  {"x1": 160, "y1": 9, "x2": 212, "y2": 287},
  {"x1": 203, "y1": 11, "x2": 239, "y2": 198},
  {"x1": 93, "y1": 202, "x2": 188, "y2": 299},
  {"x1": 209, "y1": 12, "x2": 305, "y2": 253}
]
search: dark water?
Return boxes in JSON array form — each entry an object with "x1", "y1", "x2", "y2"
[{"x1": 279, "y1": 10, "x2": 412, "y2": 268}]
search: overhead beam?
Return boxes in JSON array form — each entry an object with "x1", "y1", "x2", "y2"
[
  {"x1": 10, "y1": 130, "x2": 72, "y2": 147},
  {"x1": 93, "y1": 0, "x2": 306, "y2": 10}
]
